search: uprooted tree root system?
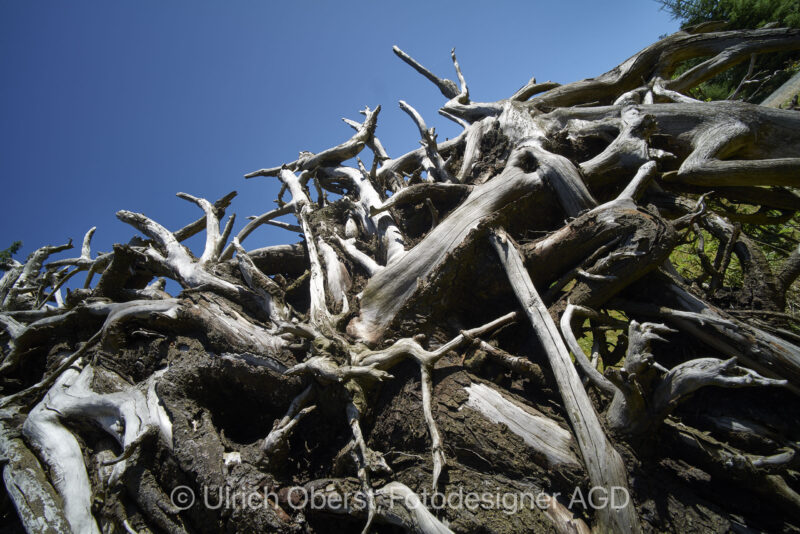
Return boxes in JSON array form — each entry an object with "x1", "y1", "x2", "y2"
[{"x1": 2, "y1": 24, "x2": 800, "y2": 534}]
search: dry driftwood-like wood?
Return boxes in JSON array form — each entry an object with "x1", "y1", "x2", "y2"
[
  {"x1": 3, "y1": 26, "x2": 800, "y2": 534},
  {"x1": 491, "y1": 229, "x2": 640, "y2": 534}
]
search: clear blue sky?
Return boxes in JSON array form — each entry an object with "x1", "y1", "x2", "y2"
[{"x1": 0, "y1": 1, "x2": 679, "y2": 268}]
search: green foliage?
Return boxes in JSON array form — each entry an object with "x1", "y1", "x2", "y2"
[
  {"x1": 659, "y1": 0, "x2": 800, "y2": 103},
  {"x1": 0, "y1": 241, "x2": 22, "y2": 268},
  {"x1": 668, "y1": 200, "x2": 800, "y2": 323},
  {"x1": 658, "y1": 0, "x2": 800, "y2": 29},
  {"x1": 670, "y1": 226, "x2": 744, "y2": 289}
]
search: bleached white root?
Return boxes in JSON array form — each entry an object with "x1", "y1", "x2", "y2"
[
  {"x1": 172, "y1": 190, "x2": 237, "y2": 242},
  {"x1": 343, "y1": 112, "x2": 390, "y2": 164},
  {"x1": 438, "y1": 108, "x2": 469, "y2": 128},
  {"x1": 0, "y1": 299, "x2": 162, "y2": 375},
  {"x1": 263, "y1": 385, "x2": 315, "y2": 453},
  {"x1": 352, "y1": 312, "x2": 516, "y2": 370},
  {"x1": 392, "y1": 45, "x2": 503, "y2": 123},
  {"x1": 391, "y1": 46, "x2": 460, "y2": 100},
  {"x1": 251, "y1": 217, "x2": 300, "y2": 233},
  {"x1": 116, "y1": 209, "x2": 239, "y2": 294},
  {"x1": 319, "y1": 166, "x2": 406, "y2": 264},
  {"x1": 317, "y1": 238, "x2": 351, "y2": 315},
  {"x1": 616, "y1": 160, "x2": 658, "y2": 202},
  {"x1": 579, "y1": 107, "x2": 655, "y2": 180},
  {"x1": 270, "y1": 168, "x2": 339, "y2": 328},
  {"x1": 14, "y1": 241, "x2": 74, "y2": 297},
  {"x1": 146, "y1": 368, "x2": 173, "y2": 447},
  {"x1": 0, "y1": 412, "x2": 72, "y2": 533},
  {"x1": 218, "y1": 204, "x2": 293, "y2": 261},
  {"x1": 622, "y1": 280, "x2": 800, "y2": 389},
  {"x1": 190, "y1": 297, "x2": 288, "y2": 355},
  {"x1": 465, "y1": 336, "x2": 543, "y2": 381},
  {"x1": 491, "y1": 228, "x2": 641, "y2": 534},
  {"x1": 605, "y1": 319, "x2": 687, "y2": 434},
  {"x1": 303, "y1": 208, "x2": 334, "y2": 327},
  {"x1": 420, "y1": 365, "x2": 445, "y2": 489},
  {"x1": 539, "y1": 493, "x2": 591, "y2": 534},
  {"x1": 335, "y1": 236, "x2": 382, "y2": 277},
  {"x1": 0, "y1": 299, "x2": 180, "y2": 406},
  {"x1": 652, "y1": 78, "x2": 702, "y2": 103},
  {"x1": 23, "y1": 363, "x2": 174, "y2": 534},
  {"x1": 362, "y1": 103, "x2": 597, "y2": 341},
  {"x1": 375, "y1": 130, "x2": 468, "y2": 191},
  {"x1": 559, "y1": 304, "x2": 618, "y2": 397},
  {"x1": 23, "y1": 366, "x2": 99, "y2": 534},
  {"x1": 375, "y1": 481, "x2": 454, "y2": 534},
  {"x1": 351, "y1": 129, "x2": 595, "y2": 342},
  {"x1": 100, "y1": 298, "x2": 180, "y2": 334},
  {"x1": 301, "y1": 477, "x2": 453, "y2": 534},
  {"x1": 613, "y1": 87, "x2": 648, "y2": 106},
  {"x1": 370, "y1": 183, "x2": 472, "y2": 216},
  {"x1": 448, "y1": 48, "x2": 469, "y2": 102},
  {"x1": 510, "y1": 78, "x2": 561, "y2": 102},
  {"x1": 285, "y1": 356, "x2": 392, "y2": 383},
  {"x1": 37, "y1": 226, "x2": 100, "y2": 308},
  {"x1": 232, "y1": 237, "x2": 289, "y2": 323},
  {"x1": 2, "y1": 240, "x2": 74, "y2": 311},
  {"x1": 664, "y1": 418, "x2": 800, "y2": 512},
  {"x1": 245, "y1": 106, "x2": 380, "y2": 179},
  {"x1": 345, "y1": 401, "x2": 378, "y2": 534},
  {"x1": 494, "y1": 108, "x2": 595, "y2": 221},
  {"x1": 0, "y1": 334, "x2": 99, "y2": 409},
  {"x1": 349, "y1": 313, "x2": 516, "y2": 490},
  {"x1": 350, "y1": 148, "x2": 546, "y2": 342},
  {"x1": 398, "y1": 100, "x2": 455, "y2": 183},
  {"x1": 0, "y1": 263, "x2": 24, "y2": 310},
  {"x1": 462, "y1": 383, "x2": 580, "y2": 468},
  {"x1": 653, "y1": 357, "x2": 787, "y2": 412},
  {"x1": 176, "y1": 192, "x2": 229, "y2": 265}
]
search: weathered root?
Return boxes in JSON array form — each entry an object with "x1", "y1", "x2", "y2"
[
  {"x1": 461, "y1": 382, "x2": 580, "y2": 469},
  {"x1": 1, "y1": 240, "x2": 74, "y2": 311},
  {"x1": 285, "y1": 356, "x2": 393, "y2": 383},
  {"x1": 350, "y1": 142, "x2": 592, "y2": 342},
  {"x1": 420, "y1": 365, "x2": 445, "y2": 489},
  {"x1": 300, "y1": 477, "x2": 453, "y2": 534},
  {"x1": 23, "y1": 364, "x2": 172, "y2": 534},
  {"x1": 539, "y1": 493, "x2": 591, "y2": 534},
  {"x1": 117, "y1": 208, "x2": 240, "y2": 296},
  {"x1": 605, "y1": 317, "x2": 785, "y2": 436},
  {"x1": 620, "y1": 276, "x2": 800, "y2": 390},
  {"x1": 559, "y1": 303, "x2": 620, "y2": 397},
  {"x1": 663, "y1": 419, "x2": 800, "y2": 520},
  {"x1": 399, "y1": 100, "x2": 456, "y2": 184},
  {"x1": 491, "y1": 228, "x2": 640, "y2": 534},
  {"x1": 374, "y1": 481, "x2": 454, "y2": 534},
  {"x1": 263, "y1": 385, "x2": 315, "y2": 454},
  {"x1": 245, "y1": 106, "x2": 381, "y2": 179},
  {"x1": 0, "y1": 412, "x2": 72, "y2": 534},
  {"x1": 232, "y1": 237, "x2": 290, "y2": 323},
  {"x1": 345, "y1": 400, "x2": 379, "y2": 534}
]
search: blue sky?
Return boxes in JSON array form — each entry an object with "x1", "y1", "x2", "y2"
[{"x1": 0, "y1": 1, "x2": 679, "y2": 269}]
